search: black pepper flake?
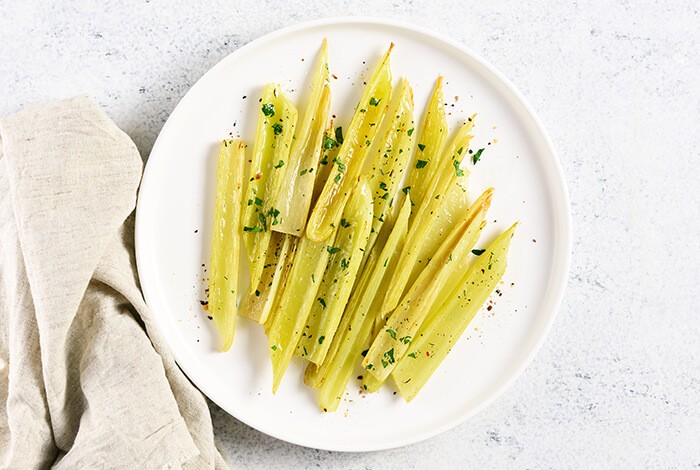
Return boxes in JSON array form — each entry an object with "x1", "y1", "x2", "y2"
[
  {"x1": 199, "y1": 300, "x2": 208, "y2": 306},
  {"x1": 207, "y1": 315, "x2": 213, "y2": 320}
]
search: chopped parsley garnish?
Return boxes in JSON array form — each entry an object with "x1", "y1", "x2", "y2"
[
  {"x1": 407, "y1": 352, "x2": 417, "y2": 359},
  {"x1": 326, "y1": 246, "x2": 341, "y2": 254},
  {"x1": 243, "y1": 226, "x2": 262, "y2": 233},
  {"x1": 335, "y1": 126, "x2": 344, "y2": 144},
  {"x1": 407, "y1": 127, "x2": 414, "y2": 136},
  {"x1": 318, "y1": 336, "x2": 325, "y2": 344},
  {"x1": 365, "y1": 363, "x2": 374, "y2": 370},
  {"x1": 471, "y1": 249, "x2": 486, "y2": 256},
  {"x1": 415, "y1": 160, "x2": 428, "y2": 169},
  {"x1": 261, "y1": 103, "x2": 275, "y2": 117},
  {"x1": 272, "y1": 123, "x2": 283, "y2": 135},
  {"x1": 332, "y1": 157, "x2": 346, "y2": 172},
  {"x1": 399, "y1": 335, "x2": 412, "y2": 345},
  {"x1": 340, "y1": 218, "x2": 351, "y2": 228},
  {"x1": 334, "y1": 174, "x2": 342, "y2": 183},
  {"x1": 254, "y1": 197, "x2": 263, "y2": 206},
  {"x1": 383, "y1": 347, "x2": 395, "y2": 365},
  {"x1": 340, "y1": 258, "x2": 349, "y2": 270},
  {"x1": 365, "y1": 139, "x2": 371, "y2": 146},
  {"x1": 379, "y1": 193, "x2": 389, "y2": 200},
  {"x1": 274, "y1": 159, "x2": 285, "y2": 169},
  {"x1": 453, "y1": 160, "x2": 464, "y2": 177},
  {"x1": 323, "y1": 136, "x2": 337, "y2": 149},
  {"x1": 457, "y1": 147, "x2": 464, "y2": 155},
  {"x1": 317, "y1": 297, "x2": 327, "y2": 308},
  {"x1": 359, "y1": 108, "x2": 366, "y2": 113},
  {"x1": 319, "y1": 154, "x2": 328, "y2": 165},
  {"x1": 369, "y1": 97, "x2": 381, "y2": 106},
  {"x1": 386, "y1": 328, "x2": 397, "y2": 340},
  {"x1": 247, "y1": 199, "x2": 253, "y2": 206},
  {"x1": 472, "y1": 148, "x2": 485, "y2": 164},
  {"x1": 299, "y1": 168, "x2": 308, "y2": 176},
  {"x1": 271, "y1": 345, "x2": 277, "y2": 350},
  {"x1": 418, "y1": 143, "x2": 426, "y2": 152},
  {"x1": 402, "y1": 186, "x2": 411, "y2": 195},
  {"x1": 258, "y1": 213, "x2": 268, "y2": 231}
]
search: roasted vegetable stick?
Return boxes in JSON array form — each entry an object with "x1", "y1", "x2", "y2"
[
  {"x1": 381, "y1": 119, "x2": 475, "y2": 314},
  {"x1": 363, "y1": 189, "x2": 492, "y2": 381},
  {"x1": 240, "y1": 233, "x2": 294, "y2": 324},
  {"x1": 406, "y1": 77, "x2": 448, "y2": 213},
  {"x1": 297, "y1": 178, "x2": 373, "y2": 365},
  {"x1": 364, "y1": 78, "x2": 415, "y2": 257},
  {"x1": 392, "y1": 223, "x2": 516, "y2": 401},
  {"x1": 242, "y1": 84, "x2": 298, "y2": 292},
  {"x1": 275, "y1": 40, "x2": 331, "y2": 236},
  {"x1": 314, "y1": 196, "x2": 411, "y2": 411},
  {"x1": 306, "y1": 45, "x2": 394, "y2": 242},
  {"x1": 209, "y1": 139, "x2": 245, "y2": 352},
  {"x1": 267, "y1": 229, "x2": 338, "y2": 393}
]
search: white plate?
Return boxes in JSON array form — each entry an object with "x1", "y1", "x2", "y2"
[{"x1": 135, "y1": 17, "x2": 571, "y2": 452}]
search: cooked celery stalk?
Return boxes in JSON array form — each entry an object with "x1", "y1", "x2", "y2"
[
  {"x1": 392, "y1": 223, "x2": 516, "y2": 401},
  {"x1": 267, "y1": 228, "x2": 338, "y2": 393},
  {"x1": 406, "y1": 76, "x2": 448, "y2": 212},
  {"x1": 306, "y1": 45, "x2": 394, "y2": 242},
  {"x1": 363, "y1": 189, "x2": 492, "y2": 382},
  {"x1": 314, "y1": 196, "x2": 411, "y2": 411},
  {"x1": 242, "y1": 84, "x2": 298, "y2": 292},
  {"x1": 240, "y1": 232, "x2": 294, "y2": 325},
  {"x1": 380, "y1": 119, "x2": 475, "y2": 314},
  {"x1": 208, "y1": 139, "x2": 244, "y2": 352},
  {"x1": 275, "y1": 40, "x2": 331, "y2": 236},
  {"x1": 297, "y1": 178, "x2": 373, "y2": 365},
  {"x1": 364, "y1": 78, "x2": 415, "y2": 256},
  {"x1": 311, "y1": 121, "x2": 338, "y2": 207},
  {"x1": 304, "y1": 195, "x2": 409, "y2": 390}
]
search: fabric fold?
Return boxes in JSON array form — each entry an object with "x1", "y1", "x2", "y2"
[{"x1": 0, "y1": 96, "x2": 225, "y2": 469}]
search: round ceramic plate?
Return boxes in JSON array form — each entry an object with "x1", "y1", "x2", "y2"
[{"x1": 135, "y1": 17, "x2": 571, "y2": 452}]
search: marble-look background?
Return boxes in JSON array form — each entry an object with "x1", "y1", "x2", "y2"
[{"x1": 2, "y1": 1, "x2": 697, "y2": 468}]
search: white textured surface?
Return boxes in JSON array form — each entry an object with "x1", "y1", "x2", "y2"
[{"x1": 1, "y1": 1, "x2": 698, "y2": 468}]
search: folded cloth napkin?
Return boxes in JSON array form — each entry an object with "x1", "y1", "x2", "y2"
[{"x1": 0, "y1": 96, "x2": 226, "y2": 469}]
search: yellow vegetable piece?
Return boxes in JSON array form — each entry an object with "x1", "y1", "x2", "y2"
[
  {"x1": 306, "y1": 45, "x2": 394, "y2": 242},
  {"x1": 208, "y1": 139, "x2": 245, "y2": 352},
  {"x1": 275, "y1": 40, "x2": 331, "y2": 236},
  {"x1": 381, "y1": 119, "x2": 475, "y2": 315},
  {"x1": 297, "y1": 178, "x2": 373, "y2": 365},
  {"x1": 240, "y1": 233, "x2": 295, "y2": 325},
  {"x1": 314, "y1": 196, "x2": 411, "y2": 411},
  {"x1": 406, "y1": 76, "x2": 448, "y2": 213},
  {"x1": 242, "y1": 84, "x2": 298, "y2": 293},
  {"x1": 364, "y1": 78, "x2": 415, "y2": 258},
  {"x1": 392, "y1": 223, "x2": 516, "y2": 401},
  {"x1": 363, "y1": 189, "x2": 492, "y2": 382}
]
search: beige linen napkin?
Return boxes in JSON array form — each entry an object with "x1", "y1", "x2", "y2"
[{"x1": 0, "y1": 96, "x2": 226, "y2": 469}]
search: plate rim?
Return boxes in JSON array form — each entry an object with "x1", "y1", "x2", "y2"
[{"x1": 135, "y1": 16, "x2": 572, "y2": 452}]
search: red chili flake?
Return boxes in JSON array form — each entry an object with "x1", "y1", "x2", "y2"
[
  {"x1": 332, "y1": 74, "x2": 338, "y2": 79},
  {"x1": 426, "y1": 351, "x2": 430, "y2": 357},
  {"x1": 254, "y1": 172, "x2": 262, "y2": 180},
  {"x1": 487, "y1": 305, "x2": 493, "y2": 311}
]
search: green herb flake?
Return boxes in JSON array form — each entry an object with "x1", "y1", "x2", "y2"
[
  {"x1": 472, "y1": 148, "x2": 485, "y2": 164},
  {"x1": 457, "y1": 146, "x2": 464, "y2": 155},
  {"x1": 335, "y1": 126, "x2": 344, "y2": 144},
  {"x1": 332, "y1": 157, "x2": 346, "y2": 172},
  {"x1": 243, "y1": 226, "x2": 262, "y2": 233},
  {"x1": 365, "y1": 139, "x2": 371, "y2": 146},
  {"x1": 317, "y1": 297, "x2": 327, "y2": 308},
  {"x1": 323, "y1": 136, "x2": 337, "y2": 149},
  {"x1": 365, "y1": 363, "x2": 374, "y2": 370},
  {"x1": 418, "y1": 143, "x2": 426, "y2": 152},
  {"x1": 402, "y1": 186, "x2": 411, "y2": 195},
  {"x1": 416, "y1": 160, "x2": 428, "y2": 169},
  {"x1": 369, "y1": 97, "x2": 381, "y2": 106},
  {"x1": 384, "y1": 347, "x2": 395, "y2": 364},
  {"x1": 399, "y1": 335, "x2": 412, "y2": 345},
  {"x1": 272, "y1": 123, "x2": 283, "y2": 135},
  {"x1": 386, "y1": 328, "x2": 397, "y2": 340},
  {"x1": 408, "y1": 352, "x2": 417, "y2": 359},
  {"x1": 261, "y1": 103, "x2": 275, "y2": 117},
  {"x1": 407, "y1": 127, "x2": 415, "y2": 136},
  {"x1": 379, "y1": 193, "x2": 389, "y2": 200},
  {"x1": 271, "y1": 345, "x2": 277, "y2": 350},
  {"x1": 311, "y1": 273, "x2": 315, "y2": 282},
  {"x1": 471, "y1": 249, "x2": 486, "y2": 256},
  {"x1": 340, "y1": 218, "x2": 351, "y2": 228},
  {"x1": 318, "y1": 336, "x2": 325, "y2": 344},
  {"x1": 334, "y1": 174, "x2": 342, "y2": 183},
  {"x1": 340, "y1": 258, "x2": 349, "y2": 270},
  {"x1": 453, "y1": 160, "x2": 464, "y2": 177},
  {"x1": 326, "y1": 246, "x2": 341, "y2": 254},
  {"x1": 379, "y1": 181, "x2": 388, "y2": 191},
  {"x1": 254, "y1": 197, "x2": 263, "y2": 206},
  {"x1": 299, "y1": 168, "x2": 308, "y2": 176},
  {"x1": 247, "y1": 199, "x2": 253, "y2": 206},
  {"x1": 274, "y1": 159, "x2": 285, "y2": 169}
]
